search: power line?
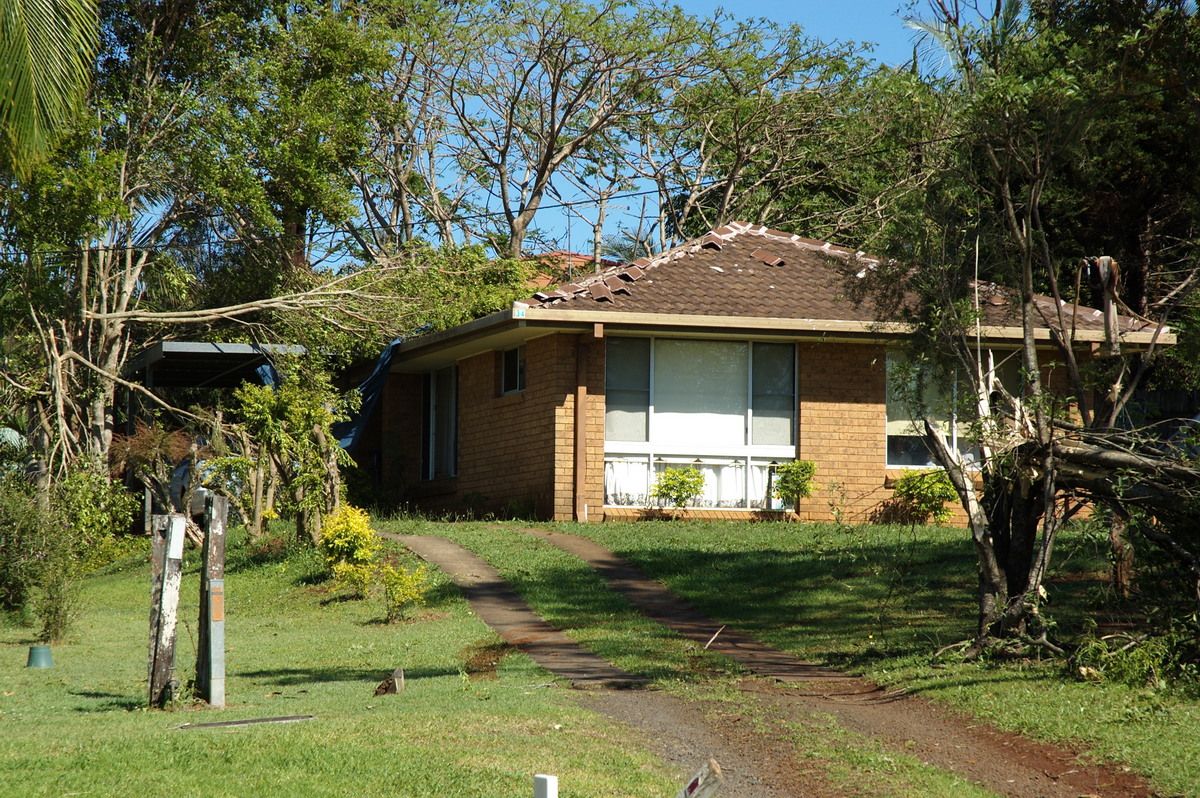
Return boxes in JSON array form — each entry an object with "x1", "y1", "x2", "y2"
[{"x1": 0, "y1": 131, "x2": 966, "y2": 261}]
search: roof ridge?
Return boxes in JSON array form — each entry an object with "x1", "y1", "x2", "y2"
[{"x1": 516, "y1": 223, "x2": 877, "y2": 310}]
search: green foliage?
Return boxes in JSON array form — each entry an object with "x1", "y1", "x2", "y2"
[
  {"x1": 0, "y1": 461, "x2": 139, "y2": 640},
  {"x1": 650, "y1": 466, "x2": 705, "y2": 512},
  {"x1": 387, "y1": 243, "x2": 533, "y2": 333},
  {"x1": 0, "y1": 0, "x2": 99, "y2": 174},
  {"x1": 1071, "y1": 625, "x2": 1200, "y2": 693},
  {"x1": 236, "y1": 366, "x2": 355, "y2": 539},
  {"x1": 330, "y1": 561, "x2": 375, "y2": 600},
  {"x1": 892, "y1": 469, "x2": 958, "y2": 524},
  {"x1": 318, "y1": 504, "x2": 380, "y2": 568},
  {"x1": 317, "y1": 504, "x2": 430, "y2": 615},
  {"x1": 379, "y1": 561, "x2": 429, "y2": 623},
  {"x1": 772, "y1": 459, "x2": 817, "y2": 509},
  {"x1": 0, "y1": 474, "x2": 41, "y2": 612}
]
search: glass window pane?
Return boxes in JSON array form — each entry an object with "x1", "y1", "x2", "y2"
[
  {"x1": 886, "y1": 351, "x2": 948, "y2": 466},
  {"x1": 752, "y1": 343, "x2": 795, "y2": 445},
  {"x1": 425, "y1": 366, "x2": 457, "y2": 479},
  {"x1": 605, "y1": 339, "x2": 649, "y2": 441},
  {"x1": 654, "y1": 340, "x2": 748, "y2": 446},
  {"x1": 606, "y1": 389, "x2": 648, "y2": 441},
  {"x1": 606, "y1": 338, "x2": 650, "y2": 389},
  {"x1": 502, "y1": 346, "x2": 525, "y2": 393}
]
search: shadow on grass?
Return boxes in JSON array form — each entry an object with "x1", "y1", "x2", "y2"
[
  {"x1": 499, "y1": 535, "x2": 984, "y2": 673},
  {"x1": 69, "y1": 690, "x2": 144, "y2": 712},
  {"x1": 239, "y1": 665, "x2": 461, "y2": 686}
]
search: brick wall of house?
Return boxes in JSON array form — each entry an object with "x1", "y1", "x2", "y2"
[
  {"x1": 371, "y1": 332, "x2": 601, "y2": 520},
  {"x1": 796, "y1": 342, "x2": 891, "y2": 523},
  {"x1": 453, "y1": 334, "x2": 561, "y2": 518},
  {"x1": 562, "y1": 335, "x2": 606, "y2": 521},
  {"x1": 376, "y1": 372, "x2": 424, "y2": 503},
  {"x1": 374, "y1": 334, "x2": 1084, "y2": 525}
]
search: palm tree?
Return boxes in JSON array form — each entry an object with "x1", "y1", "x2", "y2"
[{"x1": 0, "y1": 0, "x2": 98, "y2": 175}]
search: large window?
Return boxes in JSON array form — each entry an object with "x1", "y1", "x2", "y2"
[
  {"x1": 422, "y1": 366, "x2": 457, "y2": 480},
  {"x1": 886, "y1": 350, "x2": 1021, "y2": 467},
  {"x1": 604, "y1": 338, "x2": 796, "y2": 508}
]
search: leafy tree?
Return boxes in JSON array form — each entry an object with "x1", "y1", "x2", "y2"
[
  {"x1": 0, "y1": 1, "x2": 414, "y2": 484},
  {"x1": 874, "y1": 0, "x2": 1200, "y2": 653},
  {"x1": 380, "y1": 0, "x2": 708, "y2": 257},
  {"x1": 234, "y1": 367, "x2": 354, "y2": 544}
]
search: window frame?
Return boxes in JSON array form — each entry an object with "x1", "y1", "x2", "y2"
[
  {"x1": 501, "y1": 345, "x2": 526, "y2": 395},
  {"x1": 603, "y1": 336, "x2": 797, "y2": 509},
  {"x1": 422, "y1": 365, "x2": 458, "y2": 481}
]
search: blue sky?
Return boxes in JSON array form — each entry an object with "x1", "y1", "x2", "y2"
[
  {"x1": 534, "y1": 1, "x2": 925, "y2": 253},
  {"x1": 672, "y1": 0, "x2": 920, "y2": 67}
]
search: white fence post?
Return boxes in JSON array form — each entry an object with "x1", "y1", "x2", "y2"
[{"x1": 533, "y1": 774, "x2": 558, "y2": 798}]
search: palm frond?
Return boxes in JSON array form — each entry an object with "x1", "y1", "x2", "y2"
[{"x1": 0, "y1": 0, "x2": 98, "y2": 173}]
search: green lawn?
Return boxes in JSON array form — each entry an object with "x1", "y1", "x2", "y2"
[
  {"x1": 550, "y1": 519, "x2": 1200, "y2": 797},
  {"x1": 0, "y1": 536, "x2": 676, "y2": 797},
  {"x1": 4, "y1": 518, "x2": 1198, "y2": 797}
]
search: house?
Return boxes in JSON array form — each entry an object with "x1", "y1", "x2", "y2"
[{"x1": 360, "y1": 222, "x2": 1170, "y2": 522}]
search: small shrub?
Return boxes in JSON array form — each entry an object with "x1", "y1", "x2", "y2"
[
  {"x1": 318, "y1": 504, "x2": 380, "y2": 567},
  {"x1": 772, "y1": 459, "x2": 817, "y2": 510},
  {"x1": 380, "y1": 562, "x2": 430, "y2": 622},
  {"x1": 650, "y1": 467, "x2": 706, "y2": 514},
  {"x1": 0, "y1": 475, "x2": 41, "y2": 612},
  {"x1": 331, "y1": 561, "x2": 375, "y2": 599},
  {"x1": 319, "y1": 505, "x2": 383, "y2": 599},
  {"x1": 891, "y1": 469, "x2": 958, "y2": 524},
  {"x1": 24, "y1": 463, "x2": 139, "y2": 641}
]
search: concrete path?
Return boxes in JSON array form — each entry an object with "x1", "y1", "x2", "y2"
[{"x1": 383, "y1": 533, "x2": 645, "y2": 689}]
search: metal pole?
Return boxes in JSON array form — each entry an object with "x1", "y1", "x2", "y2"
[{"x1": 196, "y1": 494, "x2": 228, "y2": 707}]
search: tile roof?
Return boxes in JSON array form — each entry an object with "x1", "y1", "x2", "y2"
[{"x1": 516, "y1": 222, "x2": 1161, "y2": 337}]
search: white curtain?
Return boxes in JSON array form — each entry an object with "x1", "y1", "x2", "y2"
[
  {"x1": 748, "y1": 463, "x2": 772, "y2": 509},
  {"x1": 604, "y1": 458, "x2": 649, "y2": 506}
]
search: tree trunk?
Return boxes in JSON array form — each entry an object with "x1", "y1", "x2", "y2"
[{"x1": 1109, "y1": 513, "x2": 1134, "y2": 599}]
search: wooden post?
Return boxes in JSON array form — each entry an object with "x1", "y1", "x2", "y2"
[
  {"x1": 196, "y1": 494, "x2": 229, "y2": 707},
  {"x1": 149, "y1": 513, "x2": 186, "y2": 708}
]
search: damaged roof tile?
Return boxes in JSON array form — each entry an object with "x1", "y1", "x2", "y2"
[
  {"x1": 751, "y1": 248, "x2": 785, "y2": 267},
  {"x1": 508, "y1": 221, "x2": 1147, "y2": 335}
]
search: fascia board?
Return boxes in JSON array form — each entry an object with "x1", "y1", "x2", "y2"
[{"x1": 390, "y1": 307, "x2": 1174, "y2": 371}]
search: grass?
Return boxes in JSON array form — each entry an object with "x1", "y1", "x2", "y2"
[
  {"x1": 0, "y1": 530, "x2": 678, "y2": 797},
  {"x1": 5, "y1": 516, "x2": 1199, "y2": 796},
  {"x1": 549, "y1": 518, "x2": 1200, "y2": 797},
  {"x1": 377, "y1": 519, "x2": 1001, "y2": 796}
]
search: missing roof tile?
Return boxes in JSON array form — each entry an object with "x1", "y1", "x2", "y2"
[{"x1": 751, "y1": 248, "x2": 786, "y2": 267}]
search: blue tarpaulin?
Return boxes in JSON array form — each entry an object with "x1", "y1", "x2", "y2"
[{"x1": 332, "y1": 339, "x2": 404, "y2": 451}]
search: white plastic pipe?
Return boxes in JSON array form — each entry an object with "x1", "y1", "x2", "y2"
[{"x1": 533, "y1": 774, "x2": 558, "y2": 798}]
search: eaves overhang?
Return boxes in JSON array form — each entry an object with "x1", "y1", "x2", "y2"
[{"x1": 390, "y1": 305, "x2": 1175, "y2": 373}]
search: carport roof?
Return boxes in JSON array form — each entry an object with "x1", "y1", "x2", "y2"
[{"x1": 125, "y1": 342, "x2": 304, "y2": 389}]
